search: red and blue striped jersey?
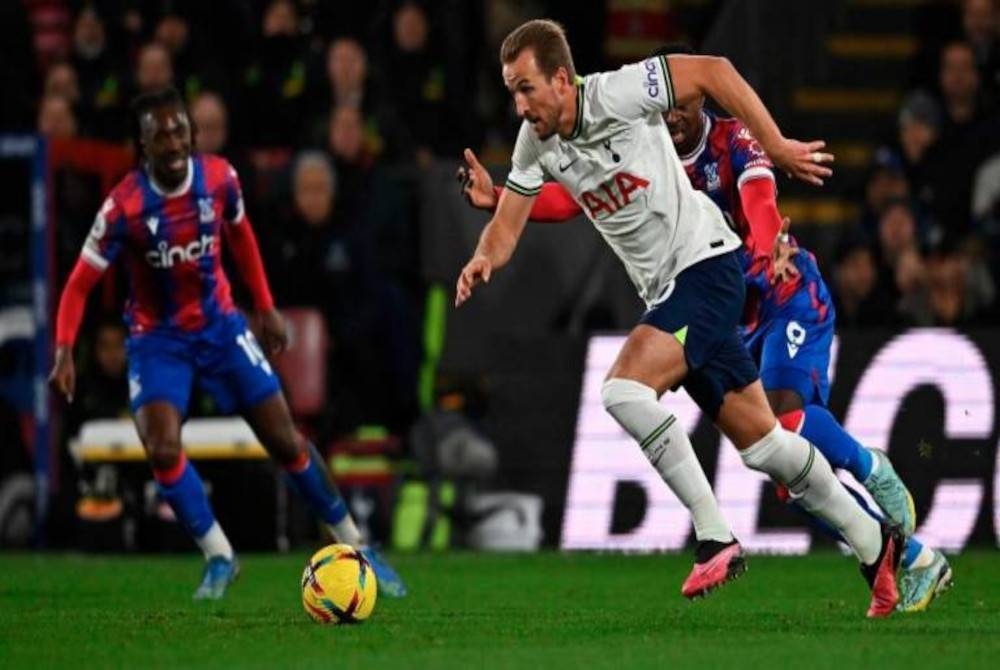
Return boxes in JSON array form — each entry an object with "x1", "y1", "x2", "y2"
[
  {"x1": 80, "y1": 153, "x2": 245, "y2": 334},
  {"x1": 680, "y1": 110, "x2": 831, "y2": 339}
]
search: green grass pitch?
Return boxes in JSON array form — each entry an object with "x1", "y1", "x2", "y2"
[{"x1": 1, "y1": 551, "x2": 998, "y2": 669}]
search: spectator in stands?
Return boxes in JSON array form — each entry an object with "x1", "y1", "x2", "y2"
[
  {"x1": 328, "y1": 37, "x2": 368, "y2": 109},
  {"x1": 44, "y1": 63, "x2": 80, "y2": 106},
  {"x1": 307, "y1": 39, "x2": 384, "y2": 153},
  {"x1": 308, "y1": 37, "x2": 409, "y2": 161},
  {"x1": 962, "y1": 0, "x2": 1000, "y2": 101},
  {"x1": 153, "y1": 12, "x2": 195, "y2": 96},
  {"x1": 328, "y1": 105, "x2": 372, "y2": 211},
  {"x1": 66, "y1": 320, "x2": 130, "y2": 436},
  {"x1": 878, "y1": 200, "x2": 921, "y2": 270},
  {"x1": 897, "y1": 238, "x2": 996, "y2": 326},
  {"x1": 861, "y1": 148, "x2": 911, "y2": 234},
  {"x1": 244, "y1": 0, "x2": 310, "y2": 146},
  {"x1": 833, "y1": 235, "x2": 895, "y2": 327},
  {"x1": 154, "y1": 13, "x2": 191, "y2": 67},
  {"x1": 940, "y1": 41, "x2": 985, "y2": 125},
  {"x1": 43, "y1": 61, "x2": 86, "y2": 136},
  {"x1": 270, "y1": 151, "x2": 341, "y2": 308},
  {"x1": 70, "y1": 5, "x2": 127, "y2": 140},
  {"x1": 895, "y1": 91, "x2": 941, "y2": 231},
  {"x1": 72, "y1": 6, "x2": 108, "y2": 76},
  {"x1": 37, "y1": 95, "x2": 78, "y2": 139},
  {"x1": 328, "y1": 104, "x2": 416, "y2": 289},
  {"x1": 272, "y1": 151, "x2": 416, "y2": 432},
  {"x1": 191, "y1": 92, "x2": 229, "y2": 155},
  {"x1": 897, "y1": 91, "x2": 941, "y2": 174},
  {"x1": 931, "y1": 41, "x2": 1000, "y2": 234},
  {"x1": 135, "y1": 42, "x2": 174, "y2": 94},
  {"x1": 894, "y1": 247, "x2": 929, "y2": 324},
  {"x1": 153, "y1": 11, "x2": 227, "y2": 103},
  {"x1": 926, "y1": 253, "x2": 975, "y2": 325},
  {"x1": 379, "y1": 1, "x2": 453, "y2": 166}
]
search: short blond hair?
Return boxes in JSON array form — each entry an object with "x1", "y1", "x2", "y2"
[{"x1": 500, "y1": 19, "x2": 576, "y2": 81}]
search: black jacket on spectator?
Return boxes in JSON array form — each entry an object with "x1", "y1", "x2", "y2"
[
  {"x1": 919, "y1": 113, "x2": 1000, "y2": 237},
  {"x1": 244, "y1": 35, "x2": 311, "y2": 147}
]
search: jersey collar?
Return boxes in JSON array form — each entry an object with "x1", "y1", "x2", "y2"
[
  {"x1": 679, "y1": 111, "x2": 711, "y2": 166},
  {"x1": 147, "y1": 157, "x2": 194, "y2": 197},
  {"x1": 566, "y1": 81, "x2": 585, "y2": 141}
]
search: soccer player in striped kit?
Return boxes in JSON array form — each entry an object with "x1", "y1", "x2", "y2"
[{"x1": 49, "y1": 87, "x2": 406, "y2": 600}]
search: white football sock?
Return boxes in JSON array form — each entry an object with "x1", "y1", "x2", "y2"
[
  {"x1": 602, "y1": 378, "x2": 733, "y2": 544},
  {"x1": 912, "y1": 545, "x2": 936, "y2": 569},
  {"x1": 740, "y1": 423, "x2": 882, "y2": 564},
  {"x1": 196, "y1": 521, "x2": 234, "y2": 560},
  {"x1": 329, "y1": 516, "x2": 363, "y2": 548}
]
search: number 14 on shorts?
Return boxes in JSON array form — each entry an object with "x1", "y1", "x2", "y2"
[{"x1": 236, "y1": 329, "x2": 273, "y2": 374}]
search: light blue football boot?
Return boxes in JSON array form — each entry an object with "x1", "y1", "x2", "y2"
[
  {"x1": 193, "y1": 555, "x2": 240, "y2": 600},
  {"x1": 359, "y1": 546, "x2": 407, "y2": 598},
  {"x1": 898, "y1": 549, "x2": 953, "y2": 613},
  {"x1": 863, "y1": 448, "x2": 917, "y2": 537}
]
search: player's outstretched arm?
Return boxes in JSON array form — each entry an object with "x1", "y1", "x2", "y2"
[
  {"x1": 457, "y1": 149, "x2": 582, "y2": 223},
  {"x1": 49, "y1": 258, "x2": 104, "y2": 402},
  {"x1": 455, "y1": 188, "x2": 535, "y2": 307},
  {"x1": 737, "y1": 177, "x2": 798, "y2": 284},
  {"x1": 667, "y1": 55, "x2": 834, "y2": 186}
]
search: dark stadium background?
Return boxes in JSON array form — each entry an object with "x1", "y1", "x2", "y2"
[{"x1": 1, "y1": 0, "x2": 999, "y2": 556}]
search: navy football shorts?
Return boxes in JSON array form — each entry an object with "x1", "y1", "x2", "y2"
[{"x1": 640, "y1": 250, "x2": 760, "y2": 418}]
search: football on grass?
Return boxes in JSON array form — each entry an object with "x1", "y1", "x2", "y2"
[{"x1": 301, "y1": 544, "x2": 377, "y2": 624}]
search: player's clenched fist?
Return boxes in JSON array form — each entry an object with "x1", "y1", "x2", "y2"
[
  {"x1": 257, "y1": 308, "x2": 289, "y2": 355},
  {"x1": 455, "y1": 255, "x2": 493, "y2": 307}
]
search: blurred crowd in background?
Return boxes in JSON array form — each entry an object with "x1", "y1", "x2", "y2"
[
  {"x1": 1, "y1": 0, "x2": 999, "y2": 445},
  {"x1": 836, "y1": 1, "x2": 1000, "y2": 330}
]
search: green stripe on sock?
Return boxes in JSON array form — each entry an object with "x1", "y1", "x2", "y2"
[
  {"x1": 787, "y1": 444, "x2": 816, "y2": 491},
  {"x1": 640, "y1": 416, "x2": 676, "y2": 450}
]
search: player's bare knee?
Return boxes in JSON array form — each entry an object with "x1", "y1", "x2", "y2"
[
  {"x1": 766, "y1": 389, "x2": 804, "y2": 417},
  {"x1": 145, "y1": 436, "x2": 183, "y2": 470},
  {"x1": 262, "y1": 426, "x2": 302, "y2": 463}
]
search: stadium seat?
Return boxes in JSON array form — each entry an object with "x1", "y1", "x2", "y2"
[{"x1": 273, "y1": 308, "x2": 328, "y2": 419}]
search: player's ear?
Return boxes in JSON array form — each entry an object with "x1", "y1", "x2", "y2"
[{"x1": 553, "y1": 66, "x2": 570, "y2": 91}]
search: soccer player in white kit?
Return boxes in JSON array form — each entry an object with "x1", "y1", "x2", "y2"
[{"x1": 455, "y1": 20, "x2": 902, "y2": 617}]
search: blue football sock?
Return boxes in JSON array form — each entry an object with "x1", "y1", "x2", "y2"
[
  {"x1": 801, "y1": 405, "x2": 874, "y2": 482},
  {"x1": 285, "y1": 442, "x2": 350, "y2": 526},
  {"x1": 155, "y1": 457, "x2": 217, "y2": 539},
  {"x1": 902, "y1": 536, "x2": 924, "y2": 569}
]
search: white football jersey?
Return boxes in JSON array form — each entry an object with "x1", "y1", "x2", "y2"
[{"x1": 505, "y1": 55, "x2": 741, "y2": 308}]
